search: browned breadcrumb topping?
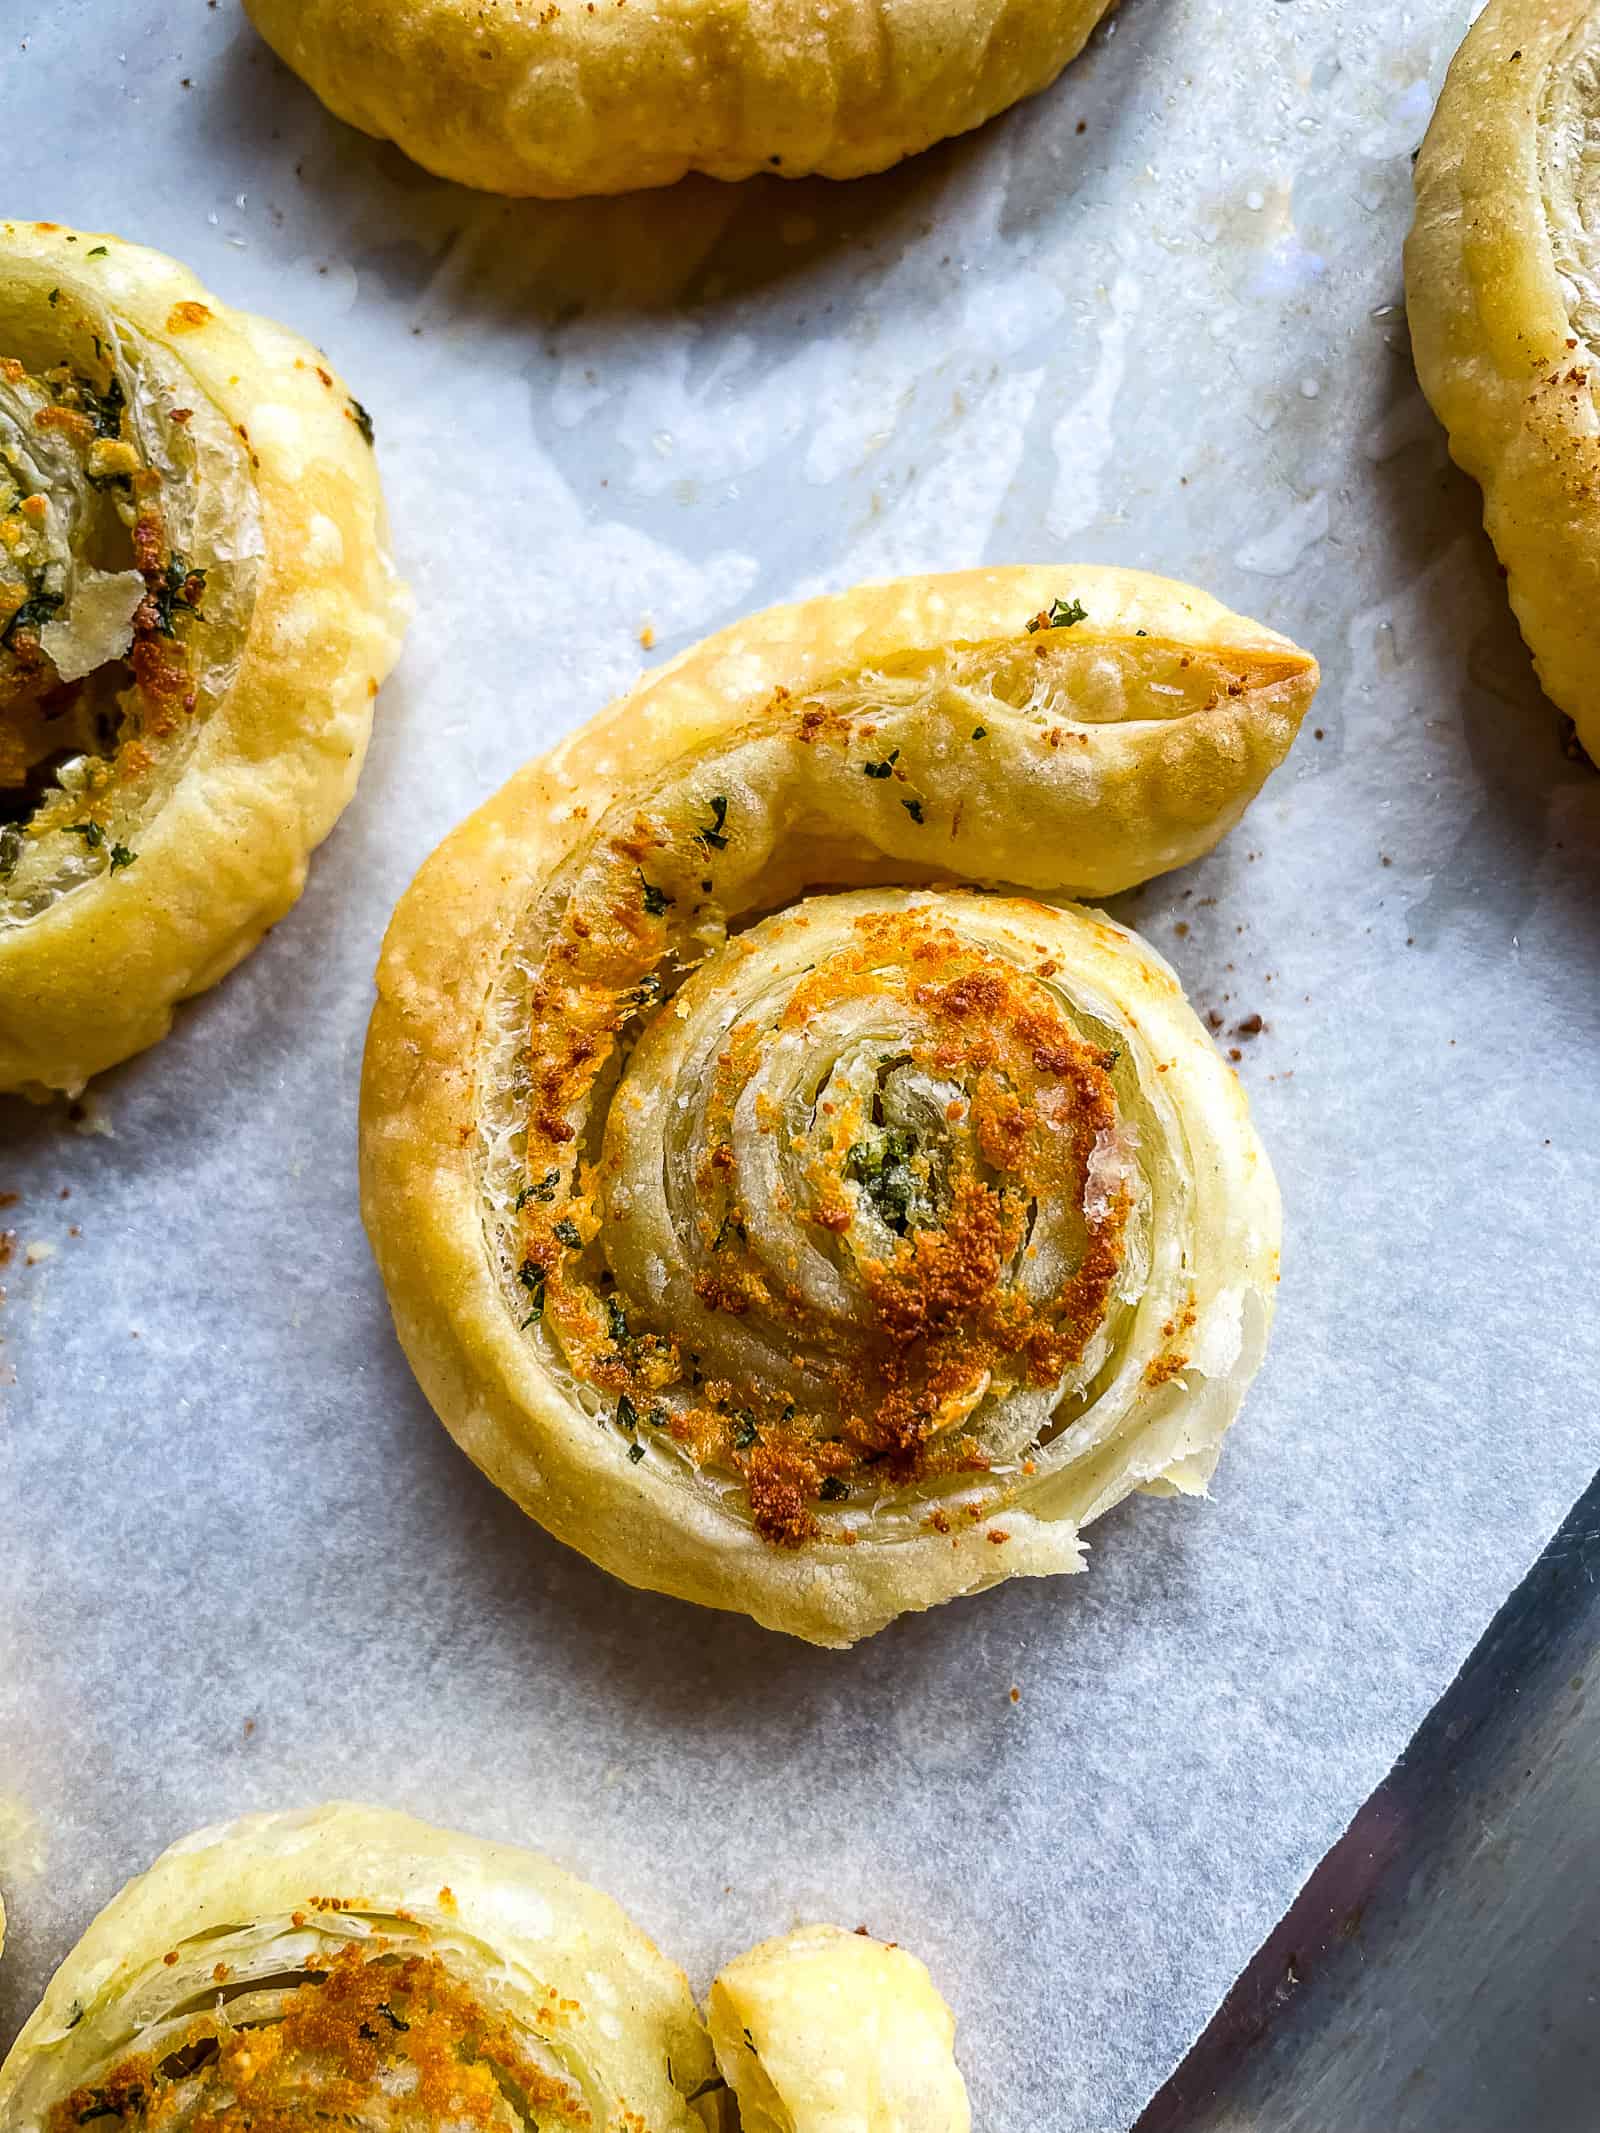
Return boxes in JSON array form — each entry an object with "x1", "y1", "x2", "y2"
[
  {"x1": 1143, "y1": 1292, "x2": 1199, "y2": 1388},
  {"x1": 48, "y1": 1942, "x2": 591, "y2": 2133}
]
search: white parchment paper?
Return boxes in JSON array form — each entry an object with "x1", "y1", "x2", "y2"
[{"x1": 3, "y1": 3, "x2": 1599, "y2": 2128}]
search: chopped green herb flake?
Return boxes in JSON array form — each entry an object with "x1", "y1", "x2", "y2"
[
  {"x1": 87, "y1": 245, "x2": 108, "y2": 258},
  {"x1": 861, "y1": 747, "x2": 899, "y2": 779},
  {"x1": 625, "y1": 973, "x2": 663, "y2": 1013},
  {"x1": 617, "y1": 1392, "x2": 639, "y2": 1433},
  {"x1": 108, "y1": 843, "x2": 137, "y2": 873},
  {"x1": 47, "y1": 287, "x2": 60, "y2": 307},
  {"x1": 516, "y1": 1261, "x2": 546, "y2": 1321},
  {"x1": 901, "y1": 796, "x2": 925, "y2": 824},
  {"x1": 65, "y1": 819, "x2": 106, "y2": 849},
  {"x1": 605, "y1": 1295, "x2": 631, "y2": 1349},
  {"x1": 639, "y1": 870, "x2": 672, "y2": 917},
  {"x1": 696, "y1": 793, "x2": 729, "y2": 852},
  {"x1": 553, "y1": 1217, "x2": 583, "y2": 1249},
  {"x1": 149, "y1": 554, "x2": 206, "y2": 635},
  {"x1": 819, "y1": 1475, "x2": 849, "y2": 1502},
  {"x1": 1027, "y1": 596, "x2": 1088, "y2": 633},
  {"x1": 349, "y1": 397, "x2": 376, "y2": 446},
  {"x1": 732, "y1": 1410, "x2": 760, "y2": 1450},
  {"x1": 627, "y1": 1441, "x2": 647, "y2": 1464},
  {"x1": 845, "y1": 1125, "x2": 929, "y2": 1236},
  {"x1": 76, "y1": 372, "x2": 126, "y2": 440},
  {"x1": 2, "y1": 589, "x2": 64, "y2": 649},
  {"x1": 971, "y1": 724, "x2": 987, "y2": 740}
]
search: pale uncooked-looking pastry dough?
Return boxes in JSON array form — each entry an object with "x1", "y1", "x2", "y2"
[
  {"x1": 361, "y1": 568, "x2": 1315, "y2": 1646},
  {"x1": 708, "y1": 1925, "x2": 969, "y2": 2133},
  {"x1": 0, "y1": 222, "x2": 408, "y2": 1096},
  {"x1": 1406, "y1": 0, "x2": 1600, "y2": 760},
  {"x1": 242, "y1": 0, "x2": 1118, "y2": 198},
  {"x1": 0, "y1": 1804, "x2": 718, "y2": 2133},
  {"x1": 0, "y1": 1806, "x2": 970, "y2": 2133}
]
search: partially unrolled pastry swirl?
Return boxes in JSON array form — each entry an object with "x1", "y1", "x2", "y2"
[
  {"x1": 708, "y1": 1925, "x2": 969, "y2": 2133},
  {"x1": 0, "y1": 1804, "x2": 719, "y2": 2133},
  {"x1": 1407, "y1": 0, "x2": 1600, "y2": 760},
  {"x1": 361, "y1": 569, "x2": 1312, "y2": 1646},
  {"x1": 243, "y1": 0, "x2": 1117, "y2": 198},
  {"x1": 0, "y1": 221, "x2": 407, "y2": 1095}
]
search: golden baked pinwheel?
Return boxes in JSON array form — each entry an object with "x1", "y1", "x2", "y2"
[
  {"x1": 0, "y1": 221, "x2": 407, "y2": 1096},
  {"x1": 0, "y1": 1806, "x2": 972, "y2": 2133},
  {"x1": 242, "y1": 0, "x2": 1118, "y2": 198},
  {"x1": 361, "y1": 568, "x2": 1314, "y2": 1647},
  {"x1": 1407, "y1": 0, "x2": 1600, "y2": 761},
  {"x1": 709, "y1": 1925, "x2": 969, "y2": 2133},
  {"x1": 0, "y1": 1804, "x2": 720, "y2": 2133}
]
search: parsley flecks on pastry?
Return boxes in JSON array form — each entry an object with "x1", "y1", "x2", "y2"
[
  {"x1": 1406, "y1": 0, "x2": 1600, "y2": 761},
  {"x1": 708, "y1": 1924, "x2": 970, "y2": 2133},
  {"x1": 0, "y1": 222, "x2": 408, "y2": 1097},
  {"x1": 242, "y1": 0, "x2": 1119, "y2": 197},
  {"x1": 360, "y1": 569, "x2": 1314, "y2": 1647},
  {"x1": 0, "y1": 1804, "x2": 717, "y2": 2133}
]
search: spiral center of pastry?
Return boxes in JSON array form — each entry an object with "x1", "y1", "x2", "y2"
[
  {"x1": 0, "y1": 277, "x2": 259, "y2": 915},
  {"x1": 506, "y1": 876, "x2": 1138, "y2": 1547}
]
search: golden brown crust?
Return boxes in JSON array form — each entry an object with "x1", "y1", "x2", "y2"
[
  {"x1": 361, "y1": 568, "x2": 1306, "y2": 1646},
  {"x1": 1406, "y1": 0, "x2": 1600, "y2": 758},
  {"x1": 243, "y1": 0, "x2": 1118, "y2": 197},
  {"x1": 0, "y1": 222, "x2": 408, "y2": 1095}
]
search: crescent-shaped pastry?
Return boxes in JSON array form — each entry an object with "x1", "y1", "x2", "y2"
[
  {"x1": 242, "y1": 0, "x2": 1118, "y2": 198},
  {"x1": 708, "y1": 1925, "x2": 969, "y2": 2133},
  {"x1": 0, "y1": 221, "x2": 408, "y2": 1096},
  {"x1": 361, "y1": 568, "x2": 1313, "y2": 1647},
  {"x1": 0, "y1": 1804, "x2": 720, "y2": 2133},
  {"x1": 1406, "y1": 0, "x2": 1600, "y2": 760}
]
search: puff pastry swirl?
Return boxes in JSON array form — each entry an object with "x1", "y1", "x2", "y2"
[
  {"x1": 0, "y1": 1804, "x2": 719, "y2": 2133},
  {"x1": 242, "y1": 0, "x2": 1118, "y2": 198},
  {"x1": 1407, "y1": 0, "x2": 1600, "y2": 759},
  {"x1": 0, "y1": 1806, "x2": 969, "y2": 2133},
  {"x1": 361, "y1": 568, "x2": 1314, "y2": 1646},
  {"x1": 0, "y1": 222, "x2": 407, "y2": 1095}
]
